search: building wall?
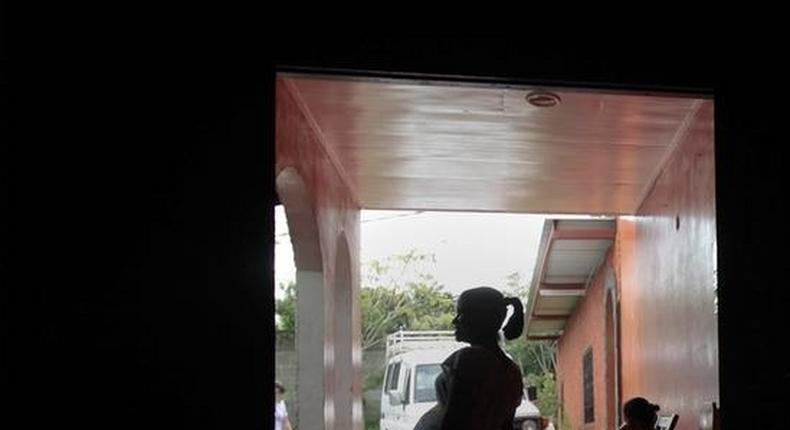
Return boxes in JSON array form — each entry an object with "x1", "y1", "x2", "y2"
[
  {"x1": 557, "y1": 100, "x2": 716, "y2": 430},
  {"x1": 556, "y1": 251, "x2": 614, "y2": 430},
  {"x1": 619, "y1": 101, "x2": 718, "y2": 430},
  {"x1": 276, "y1": 78, "x2": 363, "y2": 430}
]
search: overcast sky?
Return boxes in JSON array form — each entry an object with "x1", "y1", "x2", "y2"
[{"x1": 275, "y1": 206, "x2": 549, "y2": 298}]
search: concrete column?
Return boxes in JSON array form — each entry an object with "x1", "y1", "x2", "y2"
[
  {"x1": 297, "y1": 270, "x2": 327, "y2": 430},
  {"x1": 333, "y1": 239, "x2": 353, "y2": 430}
]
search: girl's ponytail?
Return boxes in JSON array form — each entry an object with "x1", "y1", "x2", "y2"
[{"x1": 502, "y1": 297, "x2": 524, "y2": 340}]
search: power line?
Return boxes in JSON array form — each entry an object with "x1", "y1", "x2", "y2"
[
  {"x1": 361, "y1": 211, "x2": 424, "y2": 224},
  {"x1": 276, "y1": 211, "x2": 426, "y2": 238}
]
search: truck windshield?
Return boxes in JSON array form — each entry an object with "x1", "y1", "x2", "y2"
[{"x1": 414, "y1": 364, "x2": 443, "y2": 403}]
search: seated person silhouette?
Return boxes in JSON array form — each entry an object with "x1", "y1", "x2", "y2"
[
  {"x1": 437, "y1": 286, "x2": 525, "y2": 430},
  {"x1": 619, "y1": 397, "x2": 660, "y2": 430}
]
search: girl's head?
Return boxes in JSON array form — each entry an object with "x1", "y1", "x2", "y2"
[
  {"x1": 623, "y1": 397, "x2": 659, "y2": 429},
  {"x1": 275, "y1": 381, "x2": 286, "y2": 402},
  {"x1": 452, "y1": 287, "x2": 524, "y2": 344}
]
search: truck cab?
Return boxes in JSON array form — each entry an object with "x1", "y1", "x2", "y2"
[{"x1": 379, "y1": 330, "x2": 543, "y2": 430}]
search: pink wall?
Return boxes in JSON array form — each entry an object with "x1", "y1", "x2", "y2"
[
  {"x1": 557, "y1": 100, "x2": 716, "y2": 430},
  {"x1": 556, "y1": 251, "x2": 614, "y2": 430},
  {"x1": 619, "y1": 101, "x2": 718, "y2": 430},
  {"x1": 276, "y1": 77, "x2": 362, "y2": 430}
]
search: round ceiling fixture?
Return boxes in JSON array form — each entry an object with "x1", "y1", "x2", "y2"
[{"x1": 525, "y1": 90, "x2": 561, "y2": 108}]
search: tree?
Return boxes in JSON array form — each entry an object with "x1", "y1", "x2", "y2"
[
  {"x1": 359, "y1": 285, "x2": 410, "y2": 350},
  {"x1": 506, "y1": 336, "x2": 557, "y2": 376},
  {"x1": 275, "y1": 281, "x2": 296, "y2": 344},
  {"x1": 501, "y1": 271, "x2": 558, "y2": 376},
  {"x1": 526, "y1": 372, "x2": 559, "y2": 418},
  {"x1": 361, "y1": 250, "x2": 455, "y2": 349},
  {"x1": 274, "y1": 250, "x2": 456, "y2": 350},
  {"x1": 501, "y1": 271, "x2": 560, "y2": 423}
]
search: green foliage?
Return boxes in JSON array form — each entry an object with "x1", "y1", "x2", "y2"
[
  {"x1": 275, "y1": 281, "x2": 296, "y2": 343},
  {"x1": 526, "y1": 372, "x2": 559, "y2": 418},
  {"x1": 501, "y1": 271, "x2": 557, "y2": 376},
  {"x1": 501, "y1": 271, "x2": 559, "y2": 421},
  {"x1": 274, "y1": 250, "x2": 456, "y2": 350},
  {"x1": 506, "y1": 338, "x2": 556, "y2": 376},
  {"x1": 360, "y1": 250, "x2": 455, "y2": 349},
  {"x1": 364, "y1": 411, "x2": 379, "y2": 430}
]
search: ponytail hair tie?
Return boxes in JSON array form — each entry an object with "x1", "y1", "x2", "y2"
[{"x1": 502, "y1": 297, "x2": 524, "y2": 340}]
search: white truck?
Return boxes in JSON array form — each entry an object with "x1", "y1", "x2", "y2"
[{"x1": 379, "y1": 330, "x2": 544, "y2": 430}]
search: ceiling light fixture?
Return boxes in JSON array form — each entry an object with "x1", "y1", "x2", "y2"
[{"x1": 525, "y1": 90, "x2": 561, "y2": 108}]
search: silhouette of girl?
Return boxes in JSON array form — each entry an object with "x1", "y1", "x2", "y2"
[{"x1": 439, "y1": 287, "x2": 525, "y2": 430}]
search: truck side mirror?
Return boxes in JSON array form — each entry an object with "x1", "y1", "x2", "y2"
[
  {"x1": 388, "y1": 391, "x2": 403, "y2": 406},
  {"x1": 527, "y1": 386, "x2": 538, "y2": 401}
]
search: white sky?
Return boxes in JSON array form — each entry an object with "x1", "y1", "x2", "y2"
[{"x1": 275, "y1": 206, "x2": 549, "y2": 298}]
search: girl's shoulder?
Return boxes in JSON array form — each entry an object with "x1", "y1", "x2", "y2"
[{"x1": 443, "y1": 346, "x2": 501, "y2": 369}]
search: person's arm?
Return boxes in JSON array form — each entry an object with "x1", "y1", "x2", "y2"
[
  {"x1": 440, "y1": 350, "x2": 485, "y2": 430},
  {"x1": 282, "y1": 402, "x2": 294, "y2": 430},
  {"x1": 283, "y1": 407, "x2": 293, "y2": 430}
]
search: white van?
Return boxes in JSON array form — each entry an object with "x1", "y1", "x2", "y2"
[{"x1": 379, "y1": 330, "x2": 543, "y2": 430}]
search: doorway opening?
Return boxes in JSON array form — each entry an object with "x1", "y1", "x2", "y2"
[{"x1": 275, "y1": 72, "x2": 716, "y2": 430}]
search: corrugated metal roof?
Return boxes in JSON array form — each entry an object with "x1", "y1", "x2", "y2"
[{"x1": 524, "y1": 219, "x2": 615, "y2": 339}]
